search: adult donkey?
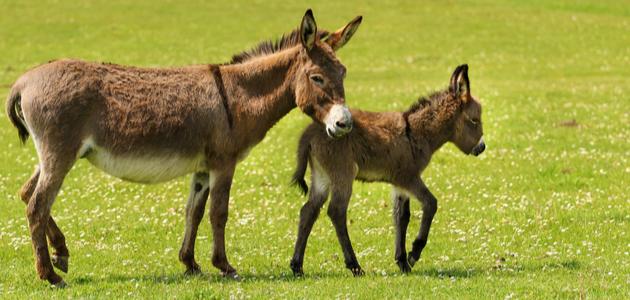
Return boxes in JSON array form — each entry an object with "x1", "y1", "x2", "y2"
[{"x1": 6, "y1": 9, "x2": 362, "y2": 287}]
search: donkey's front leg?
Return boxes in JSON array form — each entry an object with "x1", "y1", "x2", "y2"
[
  {"x1": 290, "y1": 169, "x2": 330, "y2": 276},
  {"x1": 407, "y1": 179, "x2": 438, "y2": 267},
  {"x1": 392, "y1": 188, "x2": 411, "y2": 273},
  {"x1": 208, "y1": 164, "x2": 239, "y2": 280},
  {"x1": 179, "y1": 172, "x2": 210, "y2": 275},
  {"x1": 328, "y1": 183, "x2": 363, "y2": 276}
]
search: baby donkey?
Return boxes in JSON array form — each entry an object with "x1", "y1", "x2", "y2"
[{"x1": 290, "y1": 64, "x2": 485, "y2": 276}]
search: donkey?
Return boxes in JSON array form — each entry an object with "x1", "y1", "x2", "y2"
[
  {"x1": 289, "y1": 65, "x2": 485, "y2": 276},
  {"x1": 6, "y1": 9, "x2": 362, "y2": 287}
]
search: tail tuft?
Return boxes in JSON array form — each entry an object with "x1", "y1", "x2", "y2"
[
  {"x1": 6, "y1": 90, "x2": 29, "y2": 144},
  {"x1": 290, "y1": 129, "x2": 313, "y2": 196},
  {"x1": 291, "y1": 175, "x2": 308, "y2": 196}
]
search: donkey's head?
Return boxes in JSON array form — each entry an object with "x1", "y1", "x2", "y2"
[
  {"x1": 294, "y1": 10, "x2": 361, "y2": 138},
  {"x1": 449, "y1": 65, "x2": 485, "y2": 156}
]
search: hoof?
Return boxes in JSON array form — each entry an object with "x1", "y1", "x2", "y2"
[
  {"x1": 397, "y1": 260, "x2": 412, "y2": 273},
  {"x1": 184, "y1": 266, "x2": 202, "y2": 276},
  {"x1": 290, "y1": 260, "x2": 304, "y2": 277},
  {"x1": 49, "y1": 279, "x2": 67, "y2": 289},
  {"x1": 408, "y1": 255, "x2": 418, "y2": 267},
  {"x1": 51, "y1": 255, "x2": 69, "y2": 273},
  {"x1": 350, "y1": 268, "x2": 365, "y2": 277},
  {"x1": 292, "y1": 269, "x2": 304, "y2": 277},
  {"x1": 220, "y1": 270, "x2": 242, "y2": 281}
]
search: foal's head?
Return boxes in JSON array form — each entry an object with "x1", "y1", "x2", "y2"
[
  {"x1": 448, "y1": 65, "x2": 485, "y2": 156},
  {"x1": 294, "y1": 10, "x2": 362, "y2": 138}
]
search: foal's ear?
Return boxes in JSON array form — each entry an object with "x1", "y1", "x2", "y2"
[
  {"x1": 300, "y1": 9, "x2": 318, "y2": 50},
  {"x1": 450, "y1": 64, "x2": 470, "y2": 101},
  {"x1": 324, "y1": 15, "x2": 363, "y2": 51}
]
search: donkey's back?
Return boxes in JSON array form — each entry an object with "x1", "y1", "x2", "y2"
[{"x1": 8, "y1": 59, "x2": 226, "y2": 183}]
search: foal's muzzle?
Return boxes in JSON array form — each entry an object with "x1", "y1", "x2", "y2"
[
  {"x1": 325, "y1": 104, "x2": 353, "y2": 138},
  {"x1": 471, "y1": 137, "x2": 486, "y2": 156}
]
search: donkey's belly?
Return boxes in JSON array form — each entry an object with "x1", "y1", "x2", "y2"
[{"x1": 84, "y1": 148, "x2": 205, "y2": 184}]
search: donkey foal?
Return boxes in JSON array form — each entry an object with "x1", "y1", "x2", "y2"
[{"x1": 290, "y1": 65, "x2": 485, "y2": 276}]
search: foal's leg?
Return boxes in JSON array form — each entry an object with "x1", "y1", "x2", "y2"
[
  {"x1": 20, "y1": 166, "x2": 70, "y2": 274},
  {"x1": 208, "y1": 164, "x2": 239, "y2": 279},
  {"x1": 392, "y1": 188, "x2": 411, "y2": 273},
  {"x1": 179, "y1": 172, "x2": 210, "y2": 275},
  {"x1": 290, "y1": 169, "x2": 330, "y2": 276},
  {"x1": 327, "y1": 182, "x2": 363, "y2": 276},
  {"x1": 25, "y1": 154, "x2": 75, "y2": 287},
  {"x1": 406, "y1": 179, "x2": 438, "y2": 267}
]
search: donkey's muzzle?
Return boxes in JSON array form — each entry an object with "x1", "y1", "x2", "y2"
[
  {"x1": 471, "y1": 138, "x2": 485, "y2": 156},
  {"x1": 325, "y1": 104, "x2": 353, "y2": 138}
]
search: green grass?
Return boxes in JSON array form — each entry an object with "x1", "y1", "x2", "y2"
[{"x1": 1, "y1": 0, "x2": 628, "y2": 298}]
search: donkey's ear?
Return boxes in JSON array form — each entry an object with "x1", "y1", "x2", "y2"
[
  {"x1": 300, "y1": 9, "x2": 318, "y2": 50},
  {"x1": 450, "y1": 64, "x2": 470, "y2": 101},
  {"x1": 324, "y1": 15, "x2": 363, "y2": 51}
]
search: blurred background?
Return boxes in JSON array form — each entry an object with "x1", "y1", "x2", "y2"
[{"x1": 0, "y1": 0, "x2": 628, "y2": 298}]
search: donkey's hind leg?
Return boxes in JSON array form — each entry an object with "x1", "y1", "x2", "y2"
[
  {"x1": 179, "y1": 172, "x2": 210, "y2": 275},
  {"x1": 406, "y1": 179, "x2": 438, "y2": 267},
  {"x1": 290, "y1": 169, "x2": 330, "y2": 276},
  {"x1": 392, "y1": 188, "x2": 411, "y2": 273},
  {"x1": 20, "y1": 166, "x2": 70, "y2": 274},
  {"x1": 25, "y1": 152, "x2": 75, "y2": 287}
]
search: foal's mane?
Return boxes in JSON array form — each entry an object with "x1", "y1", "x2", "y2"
[
  {"x1": 229, "y1": 29, "x2": 329, "y2": 64},
  {"x1": 404, "y1": 90, "x2": 448, "y2": 115}
]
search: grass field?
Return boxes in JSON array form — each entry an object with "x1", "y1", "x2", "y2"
[{"x1": 1, "y1": 0, "x2": 629, "y2": 298}]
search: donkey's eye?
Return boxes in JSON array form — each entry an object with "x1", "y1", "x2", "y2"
[{"x1": 310, "y1": 74, "x2": 325, "y2": 86}]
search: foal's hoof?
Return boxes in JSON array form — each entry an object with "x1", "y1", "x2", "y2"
[
  {"x1": 51, "y1": 255, "x2": 69, "y2": 273},
  {"x1": 408, "y1": 255, "x2": 419, "y2": 267},
  {"x1": 220, "y1": 270, "x2": 242, "y2": 281},
  {"x1": 50, "y1": 279, "x2": 67, "y2": 289},
  {"x1": 397, "y1": 260, "x2": 412, "y2": 273},
  {"x1": 292, "y1": 268, "x2": 304, "y2": 277},
  {"x1": 290, "y1": 260, "x2": 304, "y2": 277},
  {"x1": 184, "y1": 266, "x2": 202, "y2": 276},
  {"x1": 350, "y1": 268, "x2": 365, "y2": 277}
]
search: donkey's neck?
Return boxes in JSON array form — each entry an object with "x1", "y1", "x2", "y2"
[
  {"x1": 408, "y1": 94, "x2": 461, "y2": 153},
  {"x1": 221, "y1": 47, "x2": 300, "y2": 146}
]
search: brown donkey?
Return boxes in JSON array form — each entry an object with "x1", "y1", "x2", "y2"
[
  {"x1": 290, "y1": 65, "x2": 485, "y2": 276},
  {"x1": 6, "y1": 10, "x2": 362, "y2": 286}
]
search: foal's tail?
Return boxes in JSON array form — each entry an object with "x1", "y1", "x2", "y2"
[
  {"x1": 291, "y1": 130, "x2": 313, "y2": 196},
  {"x1": 6, "y1": 87, "x2": 29, "y2": 144}
]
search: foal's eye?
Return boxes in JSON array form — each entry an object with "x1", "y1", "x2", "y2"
[
  {"x1": 310, "y1": 74, "x2": 325, "y2": 86},
  {"x1": 469, "y1": 118, "x2": 480, "y2": 126}
]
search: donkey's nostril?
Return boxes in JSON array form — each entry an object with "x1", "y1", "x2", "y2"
[
  {"x1": 472, "y1": 142, "x2": 486, "y2": 156},
  {"x1": 336, "y1": 121, "x2": 347, "y2": 128}
]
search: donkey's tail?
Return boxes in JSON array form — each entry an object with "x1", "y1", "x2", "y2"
[
  {"x1": 291, "y1": 130, "x2": 313, "y2": 196},
  {"x1": 6, "y1": 87, "x2": 29, "y2": 144}
]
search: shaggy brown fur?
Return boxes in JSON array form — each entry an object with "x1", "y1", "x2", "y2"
[
  {"x1": 6, "y1": 10, "x2": 362, "y2": 286},
  {"x1": 289, "y1": 65, "x2": 486, "y2": 276}
]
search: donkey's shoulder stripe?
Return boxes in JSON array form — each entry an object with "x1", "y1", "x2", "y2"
[{"x1": 209, "y1": 64, "x2": 233, "y2": 129}]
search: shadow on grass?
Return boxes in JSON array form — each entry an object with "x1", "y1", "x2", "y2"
[
  {"x1": 69, "y1": 259, "x2": 582, "y2": 286},
  {"x1": 513, "y1": 259, "x2": 581, "y2": 272},
  {"x1": 70, "y1": 270, "x2": 349, "y2": 286},
  {"x1": 416, "y1": 266, "x2": 482, "y2": 278}
]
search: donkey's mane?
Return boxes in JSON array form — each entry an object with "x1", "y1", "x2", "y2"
[
  {"x1": 404, "y1": 90, "x2": 449, "y2": 115},
  {"x1": 229, "y1": 29, "x2": 329, "y2": 64}
]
